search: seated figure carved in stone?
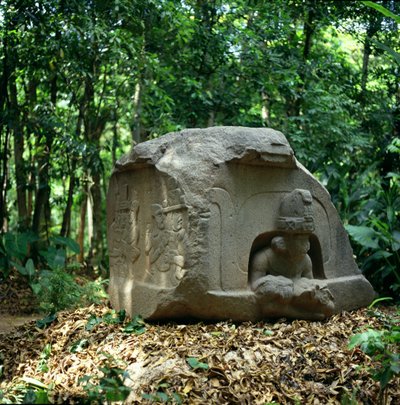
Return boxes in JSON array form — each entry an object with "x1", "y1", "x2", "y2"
[
  {"x1": 249, "y1": 189, "x2": 334, "y2": 319},
  {"x1": 250, "y1": 234, "x2": 312, "y2": 290}
]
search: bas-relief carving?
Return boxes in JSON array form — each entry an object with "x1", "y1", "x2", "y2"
[
  {"x1": 144, "y1": 177, "x2": 189, "y2": 288},
  {"x1": 248, "y1": 189, "x2": 334, "y2": 318},
  {"x1": 109, "y1": 183, "x2": 140, "y2": 277}
]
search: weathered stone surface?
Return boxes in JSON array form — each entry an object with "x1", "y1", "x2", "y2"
[{"x1": 107, "y1": 126, "x2": 375, "y2": 321}]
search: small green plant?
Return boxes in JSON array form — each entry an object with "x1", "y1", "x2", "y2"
[
  {"x1": 79, "y1": 354, "x2": 132, "y2": 404},
  {"x1": 84, "y1": 310, "x2": 147, "y2": 335},
  {"x1": 0, "y1": 230, "x2": 104, "y2": 314},
  {"x1": 36, "y1": 313, "x2": 58, "y2": 329},
  {"x1": 31, "y1": 268, "x2": 83, "y2": 313},
  {"x1": 186, "y1": 357, "x2": 209, "y2": 370},
  {"x1": 69, "y1": 339, "x2": 90, "y2": 353},
  {"x1": 340, "y1": 387, "x2": 359, "y2": 405},
  {"x1": 37, "y1": 344, "x2": 52, "y2": 373},
  {"x1": 123, "y1": 315, "x2": 146, "y2": 335},
  {"x1": 349, "y1": 300, "x2": 400, "y2": 404},
  {"x1": 141, "y1": 382, "x2": 183, "y2": 404},
  {"x1": 0, "y1": 377, "x2": 52, "y2": 404},
  {"x1": 85, "y1": 309, "x2": 127, "y2": 331},
  {"x1": 80, "y1": 278, "x2": 109, "y2": 305}
]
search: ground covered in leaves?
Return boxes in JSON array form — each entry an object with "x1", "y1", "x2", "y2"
[
  {"x1": 0, "y1": 304, "x2": 399, "y2": 404},
  {"x1": 0, "y1": 272, "x2": 37, "y2": 316}
]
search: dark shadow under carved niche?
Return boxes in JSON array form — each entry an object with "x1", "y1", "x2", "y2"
[{"x1": 247, "y1": 232, "x2": 326, "y2": 284}]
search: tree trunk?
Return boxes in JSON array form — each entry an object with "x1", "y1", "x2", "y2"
[
  {"x1": 32, "y1": 81, "x2": 55, "y2": 236},
  {"x1": 112, "y1": 108, "x2": 118, "y2": 166},
  {"x1": 60, "y1": 107, "x2": 82, "y2": 239},
  {"x1": 360, "y1": 14, "x2": 382, "y2": 103},
  {"x1": 361, "y1": 37, "x2": 372, "y2": 100},
  {"x1": 302, "y1": 1, "x2": 315, "y2": 63},
  {"x1": 0, "y1": 41, "x2": 9, "y2": 232},
  {"x1": 132, "y1": 79, "x2": 143, "y2": 144},
  {"x1": 87, "y1": 190, "x2": 94, "y2": 260},
  {"x1": 207, "y1": 110, "x2": 215, "y2": 127},
  {"x1": 77, "y1": 193, "x2": 87, "y2": 263},
  {"x1": 82, "y1": 70, "x2": 108, "y2": 264},
  {"x1": 261, "y1": 90, "x2": 270, "y2": 127},
  {"x1": 31, "y1": 146, "x2": 51, "y2": 238},
  {"x1": 9, "y1": 71, "x2": 28, "y2": 228},
  {"x1": 394, "y1": 79, "x2": 400, "y2": 139},
  {"x1": 285, "y1": 0, "x2": 316, "y2": 119},
  {"x1": 26, "y1": 80, "x2": 37, "y2": 225},
  {"x1": 90, "y1": 171, "x2": 103, "y2": 264},
  {"x1": 60, "y1": 159, "x2": 76, "y2": 238},
  {"x1": 0, "y1": 128, "x2": 10, "y2": 233}
]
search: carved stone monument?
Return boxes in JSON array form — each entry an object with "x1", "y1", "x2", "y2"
[{"x1": 107, "y1": 127, "x2": 375, "y2": 321}]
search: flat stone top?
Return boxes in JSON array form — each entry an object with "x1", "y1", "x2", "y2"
[{"x1": 115, "y1": 127, "x2": 296, "y2": 172}]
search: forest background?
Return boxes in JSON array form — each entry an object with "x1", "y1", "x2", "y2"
[{"x1": 0, "y1": 0, "x2": 399, "y2": 311}]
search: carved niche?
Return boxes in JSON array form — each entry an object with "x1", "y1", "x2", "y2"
[{"x1": 248, "y1": 189, "x2": 334, "y2": 319}]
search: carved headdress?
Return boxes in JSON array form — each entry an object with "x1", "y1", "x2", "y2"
[{"x1": 277, "y1": 189, "x2": 314, "y2": 233}]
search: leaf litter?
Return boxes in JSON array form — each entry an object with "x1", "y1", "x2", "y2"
[{"x1": 0, "y1": 304, "x2": 399, "y2": 404}]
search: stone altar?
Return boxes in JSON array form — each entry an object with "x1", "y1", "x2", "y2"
[{"x1": 107, "y1": 127, "x2": 375, "y2": 321}]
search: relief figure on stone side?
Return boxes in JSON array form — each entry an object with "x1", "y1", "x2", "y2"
[
  {"x1": 249, "y1": 189, "x2": 334, "y2": 316},
  {"x1": 145, "y1": 204, "x2": 170, "y2": 273},
  {"x1": 109, "y1": 187, "x2": 140, "y2": 274},
  {"x1": 145, "y1": 204, "x2": 188, "y2": 284}
]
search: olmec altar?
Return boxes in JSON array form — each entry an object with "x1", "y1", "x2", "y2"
[{"x1": 107, "y1": 127, "x2": 375, "y2": 320}]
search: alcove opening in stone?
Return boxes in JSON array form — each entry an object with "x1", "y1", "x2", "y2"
[{"x1": 247, "y1": 231, "x2": 326, "y2": 286}]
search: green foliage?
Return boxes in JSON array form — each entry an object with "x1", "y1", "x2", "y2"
[
  {"x1": 186, "y1": 357, "x2": 209, "y2": 370},
  {"x1": 0, "y1": 232, "x2": 38, "y2": 280},
  {"x1": 340, "y1": 388, "x2": 359, "y2": 405},
  {"x1": 36, "y1": 313, "x2": 57, "y2": 329},
  {"x1": 85, "y1": 309, "x2": 127, "y2": 331},
  {"x1": 32, "y1": 268, "x2": 83, "y2": 313},
  {"x1": 69, "y1": 339, "x2": 89, "y2": 354},
  {"x1": 349, "y1": 303, "x2": 400, "y2": 403},
  {"x1": 79, "y1": 354, "x2": 132, "y2": 404},
  {"x1": 0, "y1": 229, "x2": 107, "y2": 313},
  {"x1": 345, "y1": 178, "x2": 400, "y2": 298},
  {"x1": 363, "y1": 1, "x2": 400, "y2": 24},
  {"x1": 80, "y1": 279, "x2": 109, "y2": 306},
  {"x1": 123, "y1": 315, "x2": 146, "y2": 335},
  {"x1": 37, "y1": 344, "x2": 52, "y2": 373},
  {"x1": 142, "y1": 382, "x2": 183, "y2": 404},
  {"x1": 84, "y1": 310, "x2": 146, "y2": 335},
  {"x1": 0, "y1": 231, "x2": 79, "y2": 279},
  {"x1": 32, "y1": 269, "x2": 107, "y2": 314},
  {"x1": 0, "y1": 377, "x2": 52, "y2": 404}
]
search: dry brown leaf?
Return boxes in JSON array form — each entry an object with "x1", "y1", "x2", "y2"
[{"x1": 0, "y1": 304, "x2": 399, "y2": 403}]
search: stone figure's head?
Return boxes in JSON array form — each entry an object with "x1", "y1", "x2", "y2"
[
  {"x1": 172, "y1": 212, "x2": 184, "y2": 232},
  {"x1": 271, "y1": 189, "x2": 315, "y2": 258},
  {"x1": 271, "y1": 234, "x2": 310, "y2": 257},
  {"x1": 271, "y1": 236, "x2": 286, "y2": 253},
  {"x1": 285, "y1": 234, "x2": 310, "y2": 257},
  {"x1": 151, "y1": 204, "x2": 165, "y2": 229}
]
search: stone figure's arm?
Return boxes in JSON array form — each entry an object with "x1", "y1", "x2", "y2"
[
  {"x1": 301, "y1": 255, "x2": 313, "y2": 279},
  {"x1": 145, "y1": 224, "x2": 152, "y2": 254},
  {"x1": 249, "y1": 249, "x2": 269, "y2": 290}
]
